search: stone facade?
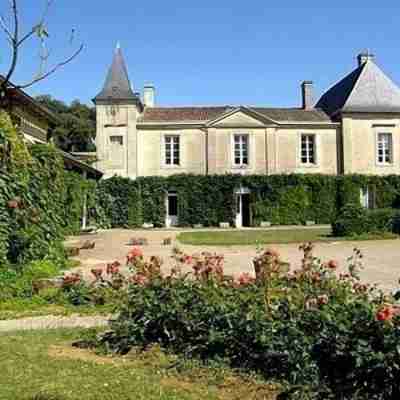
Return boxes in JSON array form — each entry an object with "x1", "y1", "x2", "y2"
[{"x1": 94, "y1": 50, "x2": 400, "y2": 179}]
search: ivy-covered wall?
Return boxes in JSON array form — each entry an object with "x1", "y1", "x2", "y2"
[
  {"x1": 0, "y1": 111, "x2": 99, "y2": 269},
  {"x1": 98, "y1": 173, "x2": 400, "y2": 228}
]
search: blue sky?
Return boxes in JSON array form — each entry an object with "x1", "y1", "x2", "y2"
[{"x1": 3, "y1": 0, "x2": 400, "y2": 107}]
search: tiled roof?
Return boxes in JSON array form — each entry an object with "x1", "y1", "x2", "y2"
[
  {"x1": 252, "y1": 108, "x2": 331, "y2": 122},
  {"x1": 94, "y1": 47, "x2": 137, "y2": 101},
  {"x1": 316, "y1": 59, "x2": 400, "y2": 115},
  {"x1": 140, "y1": 107, "x2": 231, "y2": 122},
  {"x1": 140, "y1": 106, "x2": 332, "y2": 123}
]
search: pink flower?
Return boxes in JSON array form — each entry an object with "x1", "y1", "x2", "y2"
[
  {"x1": 106, "y1": 261, "x2": 121, "y2": 275},
  {"x1": 236, "y1": 272, "x2": 256, "y2": 286},
  {"x1": 326, "y1": 260, "x2": 339, "y2": 270},
  {"x1": 184, "y1": 255, "x2": 193, "y2": 265},
  {"x1": 130, "y1": 273, "x2": 149, "y2": 286},
  {"x1": 127, "y1": 247, "x2": 143, "y2": 263},
  {"x1": 376, "y1": 305, "x2": 395, "y2": 322}
]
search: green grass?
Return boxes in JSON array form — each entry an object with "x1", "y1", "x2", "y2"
[
  {"x1": 177, "y1": 228, "x2": 399, "y2": 246},
  {"x1": 0, "y1": 329, "x2": 281, "y2": 400},
  {"x1": 0, "y1": 298, "x2": 113, "y2": 320}
]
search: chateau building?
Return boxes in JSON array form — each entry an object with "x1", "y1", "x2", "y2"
[{"x1": 93, "y1": 48, "x2": 400, "y2": 226}]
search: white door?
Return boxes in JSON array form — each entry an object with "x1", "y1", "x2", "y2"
[
  {"x1": 235, "y1": 194, "x2": 243, "y2": 228},
  {"x1": 166, "y1": 193, "x2": 178, "y2": 227}
]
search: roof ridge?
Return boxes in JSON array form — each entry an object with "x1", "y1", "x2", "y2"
[{"x1": 341, "y1": 62, "x2": 368, "y2": 110}]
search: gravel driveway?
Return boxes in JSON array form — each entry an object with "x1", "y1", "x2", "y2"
[{"x1": 66, "y1": 229, "x2": 400, "y2": 293}]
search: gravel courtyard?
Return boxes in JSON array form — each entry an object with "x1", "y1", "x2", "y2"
[{"x1": 66, "y1": 229, "x2": 400, "y2": 293}]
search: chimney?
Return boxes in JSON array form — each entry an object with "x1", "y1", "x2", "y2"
[
  {"x1": 143, "y1": 84, "x2": 155, "y2": 108},
  {"x1": 357, "y1": 52, "x2": 375, "y2": 67},
  {"x1": 301, "y1": 81, "x2": 314, "y2": 110}
]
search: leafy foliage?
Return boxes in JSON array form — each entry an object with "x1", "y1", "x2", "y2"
[
  {"x1": 332, "y1": 204, "x2": 398, "y2": 237},
  {"x1": 0, "y1": 111, "x2": 98, "y2": 270},
  {"x1": 36, "y1": 95, "x2": 96, "y2": 152},
  {"x1": 95, "y1": 244, "x2": 400, "y2": 400},
  {"x1": 98, "y1": 173, "x2": 400, "y2": 228}
]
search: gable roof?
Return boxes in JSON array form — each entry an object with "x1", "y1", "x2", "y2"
[
  {"x1": 316, "y1": 59, "x2": 400, "y2": 115},
  {"x1": 139, "y1": 106, "x2": 331, "y2": 124},
  {"x1": 94, "y1": 46, "x2": 137, "y2": 102}
]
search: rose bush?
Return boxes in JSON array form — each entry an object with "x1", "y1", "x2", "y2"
[{"x1": 88, "y1": 243, "x2": 400, "y2": 399}]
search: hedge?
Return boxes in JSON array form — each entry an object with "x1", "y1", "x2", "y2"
[
  {"x1": 97, "y1": 173, "x2": 400, "y2": 228},
  {"x1": 0, "y1": 111, "x2": 99, "y2": 269},
  {"x1": 332, "y1": 204, "x2": 399, "y2": 236}
]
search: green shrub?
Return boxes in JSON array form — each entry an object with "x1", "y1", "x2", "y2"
[
  {"x1": 98, "y1": 173, "x2": 400, "y2": 228},
  {"x1": 252, "y1": 186, "x2": 311, "y2": 225},
  {"x1": 333, "y1": 205, "x2": 398, "y2": 237},
  {"x1": 0, "y1": 111, "x2": 101, "y2": 270},
  {"x1": 332, "y1": 203, "x2": 369, "y2": 236},
  {"x1": 366, "y1": 208, "x2": 398, "y2": 233},
  {"x1": 96, "y1": 246, "x2": 400, "y2": 399}
]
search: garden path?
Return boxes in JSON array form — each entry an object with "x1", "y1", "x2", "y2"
[
  {"x1": 66, "y1": 228, "x2": 400, "y2": 293},
  {"x1": 0, "y1": 314, "x2": 110, "y2": 333}
]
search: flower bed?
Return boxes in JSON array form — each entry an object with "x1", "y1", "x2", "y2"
[{"x1": 69, "y1": 244, "x2": 400, "y2": 399}]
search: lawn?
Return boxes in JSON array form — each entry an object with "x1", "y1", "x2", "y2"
[
  {"x1": 0, "y1": 298, "x2": 114, "y2": 320},
  {"x1": 177, "y1": 228, "x2": 398, "y2": 246},
  {"x1": 0, "y1": 329, "x2": 280, "y2": 400}
]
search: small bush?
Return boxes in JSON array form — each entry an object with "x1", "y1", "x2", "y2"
[
  {"x1": 0, "y1": 260, "x2": 60, "y2": 299},
  {"x1": 95, "y1": 245, "x2": 400, "y2": 399},
  {"x1": 332, "y1": 203, "x2": 368, "y2": 236},
  {"x1": 333, "y1": 204, "x2": 398, "y2": 237}
]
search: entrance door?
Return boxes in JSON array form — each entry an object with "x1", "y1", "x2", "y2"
[
  {"x1": 166, "y1": 192, "x2": 178, "y2": 227},
  {"x1": 235, "y1": 194, "x2": 243, "y2": 228},
  {"x1": 235, "y1": 189, "x2": 251, "y2": 228}
]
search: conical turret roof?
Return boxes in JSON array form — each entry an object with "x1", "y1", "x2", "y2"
[{"x1": 94, "y1": 45, "x2": 137, "y2": 102}]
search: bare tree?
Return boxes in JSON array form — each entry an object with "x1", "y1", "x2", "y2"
[{"x1": 0, "y1": 0, "x2": 83, "y2": 99}]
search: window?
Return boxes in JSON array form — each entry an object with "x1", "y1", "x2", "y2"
[
  {"x1": 165, "y1": 135, "x2": 180, "y2": 166},
  {"x1": 233, "y1": 134, "x2": 249, "y2": 166},
  {"x1": 110, "y1": 135, "x2": 123, "y2": 145},
  {"x1": 377, "y1": 133, "x2": 393, "y2": 164},
  {"x1": 300, "y1": 134, "x2": 316, "y2": 164}
]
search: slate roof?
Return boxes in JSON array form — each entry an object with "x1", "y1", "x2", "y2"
[
  {"x1": 316, "y1": 59, "x2": 400, "y2": 115},
  {"x1": 94, "y1": 46, "x2": 137, "y2": 101},
  {"x1": 139, "y1": 106, "x2": 332, "y2": 123}
]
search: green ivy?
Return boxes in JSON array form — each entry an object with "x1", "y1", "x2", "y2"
[
  {"x1": 0, "y1": 111, "x2": 100, "y2": 270},
  {"x1": 98, "y1": 173, "x2": 400, "y2": 228}
]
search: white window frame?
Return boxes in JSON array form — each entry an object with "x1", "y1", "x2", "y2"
[
  {"x1": 376, "y1": 132, "x2": 393, "y2": 165},
  {"x1": 163, "y1": 134, "x2": 180, "y2": 167},
  {"x1": 299, "y1": 133, "x2": 317, "y2": 165},
  {"x1": 232, "y1": 133, "x2": 250, "y2": 167}
]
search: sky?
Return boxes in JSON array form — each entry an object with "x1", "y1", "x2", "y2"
[{"x1": 2, "y1": 0, "x2": 400, "y2": 107}]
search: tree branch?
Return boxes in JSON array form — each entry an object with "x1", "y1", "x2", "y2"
[
  {"x1": 17, "y1": 27, "x2": 35, "y2": 46},
  {"x1": 0, "y1": 15, "x2": 13, "y2": 43},
  {"x1": 16, "y1": 44, "x2": 84, "y2": 89},
  {"x1": 1, "y1": 0, "x2": 18, "y2": 95}
]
